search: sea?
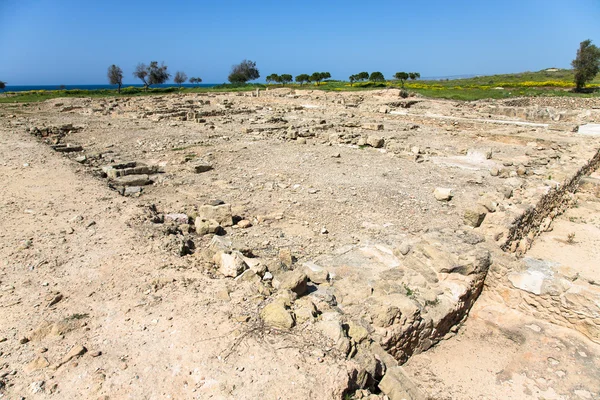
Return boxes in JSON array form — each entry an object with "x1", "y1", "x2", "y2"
[{"x1": 4, "y1": 83, "x2": 218, "y2": 92}]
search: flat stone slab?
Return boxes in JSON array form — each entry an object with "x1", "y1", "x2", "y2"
[
  {"x1": 112, "y1": 174, "x2": 150, "y2": 187},
  {"x1": 578, "y1": 124, "x2": 600, "y2": 136}
]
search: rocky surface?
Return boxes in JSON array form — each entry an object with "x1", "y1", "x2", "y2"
[{"x1": 1, "y1": 90, "x2": 599, "y2": 399}]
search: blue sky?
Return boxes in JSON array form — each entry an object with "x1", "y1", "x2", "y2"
[{"x1": 1, "y1": 0, "x2": 599, "y2": 85}]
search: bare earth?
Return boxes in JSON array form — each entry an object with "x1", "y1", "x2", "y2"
[{"x1": 1, "y1": 89, "x2": 599, "y2": 399}]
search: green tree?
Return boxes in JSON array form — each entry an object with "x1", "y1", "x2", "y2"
[
  {"x1": 349, "y1": 74, "x2": 357, "y2": 86},
  {"x1": 394, "y1": 72, "x2": 409, "y2": 87},
  {"x1": 0, "y1": 81, "x2": 6, "y2": 95},
  {"x1": 408, "y1": 72, "x2": 420, "y2": 80},
  {"x1": 189, "y1": 77, "x2": 202, "y2": 86},
  {"x1": 228, "y1": 59, "x2": 260, "y2": 84},
  {"x1": 133, "y1": 61, "x2": 170, "y2": 91},
  {"x1": 572, "y1": 39, "x2": 600, "y2": 90},
  {"x1": 321, "y1": 72, "x2": 331, "y2": 81},
  {"x1": 266, "y1": 74, "x2": 280, "y2": 85},
  {"x1": 174, "y1": 71, "x2": 188, "y2": 89},
  {"x1": 280, "y1": 74, "x2": 293, "y2": 86},
  {"x1": 295, "y1": 74, "x2": 310, "y2": 85},
  {"x1": 107, "y1": 64, "x2": 123, "y2": 93},
  {"x1": 357, "y1": 71, "x2": 369, "y2": 81},
  {"x1": 310, "y1": 72, "x2": 324, "y2": 86},
  {"x1": 370, "y1": 71, "x2": 385, "y2": 82}
]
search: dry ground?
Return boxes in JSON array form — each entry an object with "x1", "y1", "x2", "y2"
[{"x1": 1, "y1": 89, "x2": 599, "y2": 399}]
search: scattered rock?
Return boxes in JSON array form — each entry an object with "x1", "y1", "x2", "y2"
[
  {"x1": 464, "y1": 206, "x2": 488, "y2": 227},
  {"x1": 363, "y1": 123, "x2": 384, "y2": 131},
  {"x1": 302, "y1": 262, "x2": 329, "y2": 284},
  {"x1": 367, "y1": 135, "x2": 384, "y2": 148},
  {"x1": 23, "y1": 356, "x2": 50, "y2": 374},
  {"x1": 214, "y1": 251, "x2": 247, "y2": 277},
  {"x1": 278, "y1": 248, "x2": 293, "y2": 269},
  {"x1": 199, "y1": 203, "x2": 233, "y2": 227},
  {"x1": 260, "y1": 300, "x2": 295, "y2": 329},
  {"x1": 191, "y1": 160, "x2": 213, "y2": 173},
  {"x1": 434, "y1": 187, "x2": 454, "y2": 201},
  {"x1": 237, "y1": 219, "x2": 252, "y2": 228},
  {"x1": 275, "y1": 270, "x2": 308, "y2": 296}
]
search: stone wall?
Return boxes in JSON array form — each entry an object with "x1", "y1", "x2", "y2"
[{"x1": 500, "y1": 147, "x2": 600, "y2": 255}]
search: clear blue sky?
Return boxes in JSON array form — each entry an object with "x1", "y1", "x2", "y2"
[{"x1": 1, "y1": 0, "x2": 599, "y2": 85}]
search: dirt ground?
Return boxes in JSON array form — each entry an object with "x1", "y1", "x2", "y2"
[{"x1": 1, "y1": 89, "x2": 599, "y2": 399}]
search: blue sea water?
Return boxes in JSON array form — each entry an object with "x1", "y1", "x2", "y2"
[{"x1": 4, "y1": 83, "x2": 218, "y2": 92}]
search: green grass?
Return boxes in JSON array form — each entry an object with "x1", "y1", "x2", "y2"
[
  {"x1": 2, "y1": 69, "x2": 600, "y2": 104},
  {"x1": 0, "y1": 84, "x2": 264, "y2": 104}
]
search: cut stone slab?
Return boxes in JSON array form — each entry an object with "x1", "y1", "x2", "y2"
[
  {"x1": 111, "y1": 174, "x2": 150, "y2": 187},
  {"x1": 577, "y1": 124, "x2": 600, "y2": 136},
  {"x1": 51, "y1": 144, "x2": 83, "y2": 153}
]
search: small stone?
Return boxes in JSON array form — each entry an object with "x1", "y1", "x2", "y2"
[
  {"x1": 297, "y1": 138, "x2": 307, "y2": 144},
  {"x1": 320, "y1": 227, "x2": 329, "y2": 234},
  {"x1": 191, "y1": 161, "x2": 213, "y2": 173},
  {"x1": 332, "y1": 152, "x2": 341, "y2": 158},
  {"x1": 276, "y1": 270, "x2": 308, "y2": 296},
  {"x1": 165, "y1": 213, "x2": 189, "y2": 224},
  {"x1": 198, "y1": 203, "x2": 233, "y2": 227},
  {"x1": 347, "y1": 320, "x2": 369, "y2": 343},
  {"x1": 47, "y1": 293, "x2": 63, "y2": 307},
  {"x1": 260, "y1": 300, "x2": 295, "y2": 329},
  {"x1": 195, "y1": 217, "x2": 221, "y2": 235},
  {"x1": 434, "y1": 187, "x2": 454, "y2": 201},
  {"x1": 213, "y1": 251, "x2": 247, "y2": 278},
  {"x1": 302, "y1": 262, "x2": 329, "y2": 284},
  {"x1": 278, "y1": 248, "x2": 293, "y2": 268},
  {"x1": 60, "y1": 344, "x2": 87, "y2": 365},
  {"x1": 262, "y1": 272, "x2": 273, "y2": 281},
  {"x1": 74, "y1": 155, "x2": 87, "y2": 163},
  {"x1": 19, "y1": 337, "x2": 30, "y2": 344},
  {"x1": 23, "y1": 356, "x2": 50, "y2": 374},
  {"x1": 367, "y1": 135, "x2": 384, "y2": 148},
  {"x1": 363, "y1": 123, "x2": 384, "y2": 131},
  {"x1": 464, "y1": 206, "x2": 488, "y2": 227},
  {"x1": 237, "y1": 219, "x2": 252, "y2": 228},
  {"x1": 395, "y1": 242, "x2": 411, "y2": 256}
]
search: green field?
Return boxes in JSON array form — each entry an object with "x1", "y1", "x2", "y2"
[{"x1": 2, "y1": 69, "x2": 600, "y2": 104}]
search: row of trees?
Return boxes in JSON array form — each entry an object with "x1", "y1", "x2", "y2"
[
  {"x1": 348, "y1": 71, "x2": 420, "y2": 86},
  {"x1": 266, "y1": 73, "x2": 293, "y2": 85},
  {"x1": 264, "y1": 72, "x2": 332, "y2": 86},
  {"x1": 107, "y1": 62, "x2": 202, "y2": 92},
  {"x1": 103, "y1": 39, "x2": 600, "y2": 92}
]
